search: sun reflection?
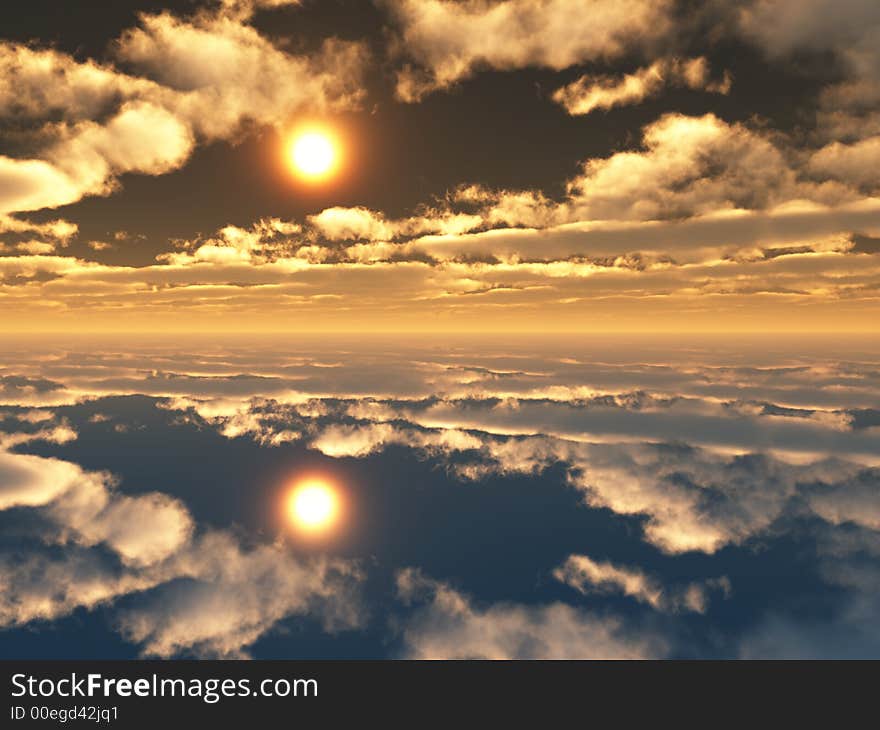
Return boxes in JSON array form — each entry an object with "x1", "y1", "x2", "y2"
[{"x1": 286, "y1": 478, "x2": 340, "y2": 533}]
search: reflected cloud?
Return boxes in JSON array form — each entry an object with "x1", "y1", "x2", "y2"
[
  {"x1": 0, "y1": 429, "x2": 364, "y2": 657},
  {"x1": 0, "y1": 336, "x2": 878, "y2": 657},
  {"x1": 395, "y1": 568, "x2": 665, "y2": 659}
]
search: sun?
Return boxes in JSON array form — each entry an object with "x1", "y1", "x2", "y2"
[
  {"x1": 288, "y1": 130, "x2": 338, "y2": 180},
  {"x1": 287, "y1": 479, "x2": 340, "y2": 532}
]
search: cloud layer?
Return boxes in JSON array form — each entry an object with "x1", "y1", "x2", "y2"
[
  {"x1": 1, "y1": 337, "x2": 878, "y2": 657},
  {"x1": 0, "y1": 4, "x2": 366, "y2": 215}
]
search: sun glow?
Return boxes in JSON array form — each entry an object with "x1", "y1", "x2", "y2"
[
  {"x1": 288, "y1": 129, "x2": 338, "y2": 180},
  {"x1": 287, "y1": 479, "x2": 340, "y2": 532}
]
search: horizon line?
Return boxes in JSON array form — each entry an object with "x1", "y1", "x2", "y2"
[{"x1": 1, "y1": 330, "x2": 877, "y2": 337}]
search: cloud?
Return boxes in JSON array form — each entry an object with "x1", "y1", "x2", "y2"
[
  {"x1": 115, "y1": 10, "x2": 367, "y2": 138},
  {"x1": 132, "y1": 348, "x2": 876, "y2": 561},
  {"x1": 404, "y1": 203, "x2": 878, "y2": 263},
  {"x1": 738, "y1": 0, "x2": 880, "y2": 79},
  {"x1": 809, "y1": 137, "x2": 880, "y2": 189},
  {"x1": 4, "y1": 93, "x2": 880, "y2": 331},
  {"x1": 408, "y1": 392, "x2": 880, "y2": 463},
  {"x1": 310, "y1": 422, "x2": 481, "y2": 458},
  {"x1": 395, "y1": 568, "x2": 665, "y2": 658},
  {"x1": 0, "y1": 214, "x2": 78, "y2": 254},
  {"x1": 552, "y1": 57, "x2": 731, "y2": 116},
  {"x1": 385, "y1": 0, "x2": 673, "y2": 101},
  {"x1": 0, "y1": 448, "x2": 91, "y2": 511},
  {"x1": 296, "y1": 113, "x2": 875, "y2": 265},
  {"x1": 295, "y1": 411, "x2": 871, "y2": 559},
  {"x1": 0, "y1": 4, "x2": 367, "y2": 215},
  {"x1": 308, "y1": 206, "x2": 483, "y2": 243},
  {"x1": 0, "y1": 447, "x2": 192, "y2": 566},
  {"x1": 0, "y1": 423, "x2": 77, "y2": 449},
  {"x1": 554, "y1": 554, "x2": 730, "y2": 613},
  {"x1": 0, "y1": 215, "x2": 77, "y2": 241},
  {"x1": 0, "y1": 156, "x2": 88, "y2": 215},
  {"x1": 116, "y1": 532, "x2": 363, "y2": 659},
  {"x1": 0, "y1": 442, "x2": 363, "y2": 656},
  {"x1": 561, "y1": 113, "x2": 848, "y2": 221},
  {"x1": 2, "y1": 332, "x2": 879, "y2": 411},
  {"x1": 77, "y1": 492, "x2": 195, "y2": 568},
  {"x1": 807, "y1": 472, "x2": 880, "y2": 531},
  {"x1": 0, "y1": 549, "x2": 166, "y2": 628},
  {"x1": 2, "y1": 339, "x2": 879, "y2": 559},
  {"x1": 0, "y1": 376, "x2": 70, "y2": 408},
  {"x1": 0, "y1": 43, "x2": 158, "y2": 122},
  {"x1": 1, "y1": 340, "x2": 878, "y2": 656},
  {"x1": 3, "y1": 172, "x2": 878, "y2": 332},
  {"x1": 51, "y1": 101, "x2": 195, "y2": 178},
  {"x1": 0, "y1": 408, "x2": 56, "y2": 424},
  {"x1": 215, "y1": 0, "x2": 304, "y2": 21},
  {"x1": 738, "y1": 0, "x2": 880, "y2": 148},
  {"x1": 473, "y1": 439, "x2": 877, "y2": 554},
  {"x1": 0, "y1": 101, "x2": 197, "y2": 214}
]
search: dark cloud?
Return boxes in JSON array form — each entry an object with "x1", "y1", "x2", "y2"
[{"x1": 851, "y1": 233, "x2": 880, "y2": 253}]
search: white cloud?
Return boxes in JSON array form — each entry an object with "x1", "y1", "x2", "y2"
[
  {"x1": 116, "y1": 532, "x2": 363, "y2": 658},
  {"x1": 1, "y1": 101, "x2": 197, "y2": 214},
  {"x1": 0, "y1": 422, "x2": 77, "y2": 449},
  {"x1": 311, "y1": 422, "x2": 481, "y2": 458},
  {"x1": 0, "y1": 43, "x2": 158, "y2": 122},
  {"x1": 0, "y1": 446, "x2": 192, "y2": 566},
  {"x1": 0, "y1": 215, "x2": 77, "y2": 241},
  {"x1": 0, "y1": 443, "x2": 364, "y2": 656},
  {"x1": 473, "y1": 438, "x2": 871, "y2": 554},
  {"x1": 809, "y1": 137, "x2": 880, "y2": 189},
  {"x1": 308, "y1": 206, "x2": 483, "y2": 243},
  {"x1": 115, "y1": 11, "x2": 367, "y2": 138},
  {"x1": 554, "y1": 554, "x2": 730, "y2": 613},
  {"x1": 0, "y1": 4, "x2": 367, "y2": 215},
  {"x1": 0, "y1": 449, "x2": 90, "y2": 511},
  {"x1": 0, "y1": 549, "x2": 166, "y2": 627},
  {"x1": 0, "y1": 156, "x2": 87, "y2": 214},
  {"x1": 395, "y1": 568, "x2": 665, "y2": 658},
  {"x1": 385, "y1": 0, "x2": 673, "y2": 101},
  {"x1": 553, "y1": 57, "x2": 731, "y2": 116},
  {"x1": 51, "y1": 101, "x2": 195, "y2": 177},
  {"x1": 563, "y1": 113, "x2": 848, "y2": 221}
]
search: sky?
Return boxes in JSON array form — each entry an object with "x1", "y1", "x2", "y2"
[
  {"x1": 0, "y1": 0, "x2": 879, "y2": 332},
  {"x1": 1, "y1": 1, "x2": 880, "y2": 661}
]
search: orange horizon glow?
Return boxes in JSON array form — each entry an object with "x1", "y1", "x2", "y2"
[{"x1": 2, "y1": 302, "x2": 878, "y2": 335}]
